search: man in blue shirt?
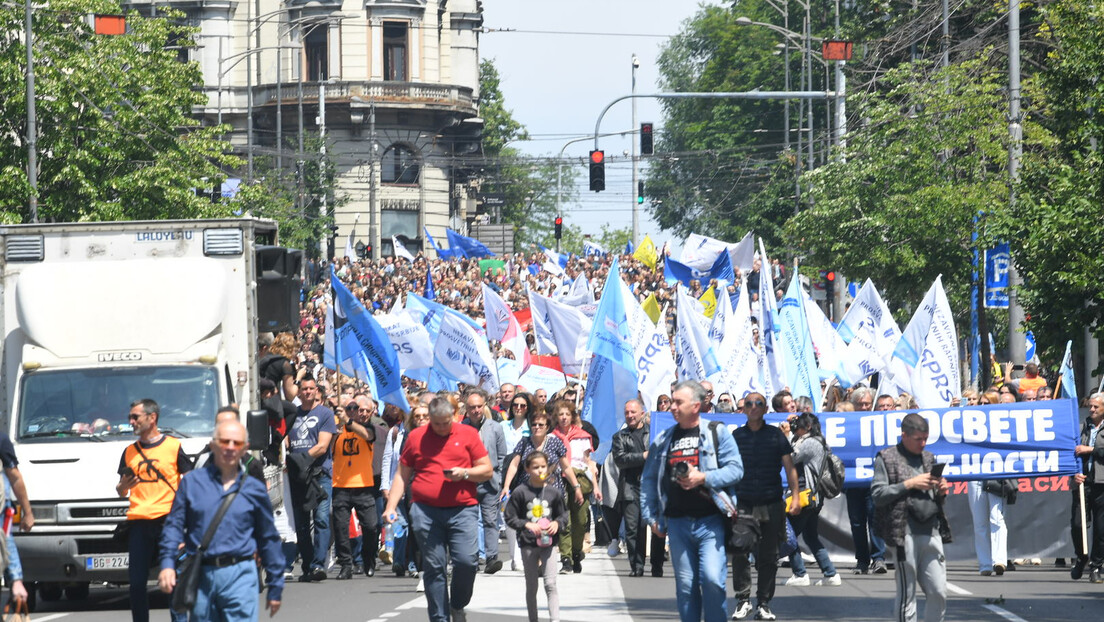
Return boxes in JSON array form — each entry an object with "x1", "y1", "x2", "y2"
[
  {"x1": 158, "y1": 419, "x2": 284, "y2": 621},
  {"x1": 287, "y1": 377, "x2": 337, "y2": 581}
]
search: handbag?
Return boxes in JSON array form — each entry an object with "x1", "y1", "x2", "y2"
[
  {"x1": 778, "y1": 516, "x2": 799, "y2": 559},
  {"x1": 171, "y1": 474, "x2": 243, "y2": 614}
]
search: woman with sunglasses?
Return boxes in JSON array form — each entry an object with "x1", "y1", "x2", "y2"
[
  {"x1": 500, "y1": 393, "x2": 535, "y2": 571},
  {"x1": 500, "y1": 407, "x2": 585, "y2": 574}
]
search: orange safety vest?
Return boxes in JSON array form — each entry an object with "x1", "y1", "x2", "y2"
[{"x1": 121, "y1": 436, "x2": 185, "y2": 521}]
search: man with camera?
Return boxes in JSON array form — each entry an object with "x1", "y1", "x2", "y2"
[{"x1": 641, "y1": 380, "x2": 744, "y2": 622}]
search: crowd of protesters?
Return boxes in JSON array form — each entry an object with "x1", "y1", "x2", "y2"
[{"x1": 206, "y1": 248, "x2": 1099, "y2": 622}]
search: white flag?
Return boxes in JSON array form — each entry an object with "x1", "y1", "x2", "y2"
[
  {"x1": 892, "y1": 276, "x2": 960, "y2": 408},
  {"x1": 837, "y1": 279, "x2": 902, "y2": 386},
  {"x1": 802, "y1": 289, "x2": 851, "y2": 387},
  {"x1": 376, "y1": 310, "x2": 434, "y2": 371},
  {"x1": 392, "y1": 236, "x2": 415, "y2": 262},
  {"x1": 482, "y1": 284, "x2": 513, "y2": 341},
  {"x1": 527, "y1": 288, "x2": 559, "y2": 355},
  {"x1": 714, "y1": 276, "x2": 761, "y2": 398},
  {"x1": 544, "y1": 296, "x2": 593, "y2": 375},
  {"x1": 756, "y1": 238, "x2": 785, "y2": 400},
  {"x1": 623, "y1": 283, "x2": 676, "y2": 411},
  {"x1": 675, "y1": 287, "x2": 720, "y2": 381},
  {"x1": 435, "y1": 312, "x2": 500, "y2": 392}
]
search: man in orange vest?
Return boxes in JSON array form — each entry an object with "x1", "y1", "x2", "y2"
[
  {"x1": 332, "y1": 399, "x2": 379, "y2": 580},
  {"x1": 116, "y1": 398, "x2": 192, "y2": 622}
]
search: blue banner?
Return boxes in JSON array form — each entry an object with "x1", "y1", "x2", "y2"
[
  {"x1": 447, "y1": 229, "x2": 496, "y2": 259},
  {"x1": 663, "y1": 252, "x2": 735, "y2": 288},
  {"x1": 984, "y1": 243, "x2": 1011, "y2": 308},
  {"x1": 650, "y1": 400, "x2": 1079, "y2": 485}
]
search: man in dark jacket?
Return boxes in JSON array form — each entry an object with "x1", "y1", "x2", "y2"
[
  {"x1": 871, "y1": 413, "x2": 950, "y2": 622},
  {"x1": 611, "y1": 398, "x2": 662, "y2": 577},
  {"x1": 1072, "y1": 393, "x2": 1104, "y2": 581}
]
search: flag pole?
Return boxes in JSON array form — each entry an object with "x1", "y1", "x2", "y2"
[
  {"x1": 1079, "y1": 480, "x2": 1088, "y2": 555},
  {"x1": 332, "y1": 271, "x2": 344, "y2": 405}
]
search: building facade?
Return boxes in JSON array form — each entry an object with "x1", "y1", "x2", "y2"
[{"x1": 125, "y1": 0, "x2": 484, "y2": 259}]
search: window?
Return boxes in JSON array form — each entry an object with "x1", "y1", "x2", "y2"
[
  {"x1": 383, "y1": 22, "x2": 408, "y2": 81},
  {"x1": 381, "y1": 144, "x2": 419, "y2": 185},
  {"x1": 382, "y1": 212, "x2": 420, "y2": 256},
  {"x1": 305, "y1": 27, "x2": 328, "y2": 81}
]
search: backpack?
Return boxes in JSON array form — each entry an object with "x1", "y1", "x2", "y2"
[{"x1": 816, "y1": 437, "x2": 845, "y2": 499}]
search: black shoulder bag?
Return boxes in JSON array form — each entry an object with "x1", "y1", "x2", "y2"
[{"x1": 172, "y1": 474, "x2": 243, "y2": 614}]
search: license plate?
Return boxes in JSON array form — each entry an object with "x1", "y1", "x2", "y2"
[{"x1": 86, "y1": 555, "x2": 129, "y2": 570}]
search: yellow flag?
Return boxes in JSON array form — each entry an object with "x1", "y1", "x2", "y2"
[
  {"x1": 642, "y1": 293, "x2": 662, "y2": 324},
  {"x1": 699, "y1": 286, "x2": 717, "y2": 318},
  {"x1": 633, "y1": 234, "x2": 658, "y2": 270}
]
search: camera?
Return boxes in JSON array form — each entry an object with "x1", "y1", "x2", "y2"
[{"x1": 672, "y1": 462, "x2": 691, "y2": 480}]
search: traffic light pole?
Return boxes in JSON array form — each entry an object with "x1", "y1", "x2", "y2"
[{"x1": 592, "y1": 90, "x2": 838, "y2": 151}]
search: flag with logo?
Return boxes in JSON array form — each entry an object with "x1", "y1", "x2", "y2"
[
  {"x1": 777, "y1": 274, "x2": 819, "y2": 403},
  {"x1": 893, "y1": 276, "x2": 959, "y2": 408}
]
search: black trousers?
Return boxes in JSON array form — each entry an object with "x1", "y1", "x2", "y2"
[
  {"x1": 332, "y1": 487, "x2": 380, "y2": 569},
  {"x1": 732, "y1": 501, "x2": 784, "y2": 605},
  {"x1": 617, "y1": 495, "x2": 665, "y2": 572},
  {"x1": 1071, "y1": 481, "x2": 1104, "y2": 564}
]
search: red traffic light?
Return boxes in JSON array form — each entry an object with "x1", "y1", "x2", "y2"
[
  {"x1": 555, "y1": 217, "x2": 563, "y2": 226},
  {"x1": 590, "y1": 150, "x2": 605, "y2": 165},
  {"x1": 825, "y1": 271, "x2": 836, "y2": 282}
]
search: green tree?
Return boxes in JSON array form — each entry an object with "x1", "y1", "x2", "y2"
[
  {"x1": 596, "y1": 225, "x2": 632, "y2": 255},
  {"x1": 786, "y1": 56, "x2": 1049, "y2": 320},
  {"x1": 0, "y1": 2, "x2": 241, "y2": 222}
]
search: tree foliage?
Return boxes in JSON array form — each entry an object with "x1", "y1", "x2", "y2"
[{"x1": 0, "y1": 1, "x2": 240, "y2": 222}]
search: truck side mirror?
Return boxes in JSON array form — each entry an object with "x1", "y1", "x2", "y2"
[{"x1": 246, "y1": 409, "x2": 270, "y2": 450}]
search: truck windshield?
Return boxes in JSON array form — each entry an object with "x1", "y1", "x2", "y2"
[{"x1": 17, "y1": 366, "x2": 220, "y2": 441}]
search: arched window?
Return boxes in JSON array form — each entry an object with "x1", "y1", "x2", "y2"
[{"x1": 381, "y1": 144, "x2": 420, "y2": 185}]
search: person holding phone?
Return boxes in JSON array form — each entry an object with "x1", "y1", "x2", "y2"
[{"x1": 871, "y1": 414, "x2": 951, "y2": 622}]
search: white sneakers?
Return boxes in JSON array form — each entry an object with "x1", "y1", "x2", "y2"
[
  {"x1": 815, "y1": 574, "x2": 842, "y2": 586},
  {"x1": 784, "y1": 574, "x2": 810, "y2": 586},
  {"x1": 732, "y1": 600, "x2": 754, "y2": 620},
  {"x1": 607, "y1": 538, "x2": 621, "y2": 557}
]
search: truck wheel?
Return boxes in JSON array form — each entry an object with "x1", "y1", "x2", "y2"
[
  {"x1": 64, "y1": 583, "x2": 90, "y2": 601},
  {"x1": 38, "y1": 582, "x2": 63, "y2": 602}
]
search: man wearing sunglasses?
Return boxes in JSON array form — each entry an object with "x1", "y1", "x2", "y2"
[
  {"x1": 117, "y1": 399, "x2": 192, "y2": 622},
  {"x1": 730, "y1": 393, "x2": 802, "y2": 621}
]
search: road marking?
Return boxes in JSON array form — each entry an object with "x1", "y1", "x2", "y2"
[
  {"x1": 945, "y1": 581, "x2": 972, "y2": 595},
  {"x1": 395, "y1": 553, "x2": 635, "y2": 621},
  {"x1": 33, "y1": 614, "x2": 70, "y2": 622},
  {"x1": 982, "y1": 603, "x2": 1029, "y2": 622}
]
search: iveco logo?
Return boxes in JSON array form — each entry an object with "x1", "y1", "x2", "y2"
[
  {"x1": 100, "y1": 507, "x2": 128, "y2": 517},
  {"x1": 97, "y1": 352, "x2": 142, "y2": 362}
]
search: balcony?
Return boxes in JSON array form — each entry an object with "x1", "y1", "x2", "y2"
[{"x1": 250, "y1": 80, "x2": 477, "y2": 114}]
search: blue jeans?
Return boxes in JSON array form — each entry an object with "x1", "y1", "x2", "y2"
[
  {"x1": 291, "y1": 476, "x2": 333, "y2": 572},
  {"x1": 409, "y1": 503, "x2": 479, "y2": 622},
  {"x1": 666, "y1": 514, "x2": 729, "y2": 622},
  {"x1": 192, "y1": 560, "x2": 258, "y2": 622},
  {"x1": 787, "y1": 507, "x2": 837, "y2": 578},
  {"x1": 845, "y1": 487, "x2": 885, "y2": 570},
  {"x1": 127, "y1": 520, "x2": 188, "y2": 622}
]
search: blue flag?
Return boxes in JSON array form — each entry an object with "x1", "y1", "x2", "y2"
[
  {"x1": 663, "y1": 252, "x2": 734, "y2": 288},
  {"x1": 424, "y1": 226, "x2": 456, "y2": 260},
  {"x1": 776, "y1": 276, "x2": 819, "y2": 403},
  {"x1": 330, "y1": 266, "x2": 410, "y2": 411},
  {"x1": 1059, "y1": 339, "x2": 1077, "y2": 400},
  {"x1": 425, "y1": 266, "x2": 435, "y2": 300},
  {"x1": 581, "y1": 258, "x2": 639, "y2": 463},
  {"x1": 446, "y1": 229, "x2": 496, "y2": 259},
  {"x1": 624, "y1": 241, "x2": 633, "y2": 255}
]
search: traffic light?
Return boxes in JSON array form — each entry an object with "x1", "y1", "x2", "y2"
[
  {"x1": 825, "y1": 270, "x2": 836, "y2": 297},
  {"x1": 554, "y1": 217, "x2": 563, "y2": 240},
  {"x1": 637, "y1": 181, "x2": 645, "y2": 204},
  {"x1": 640, "y1": 122, "x2": 654, "y2": 155},
  {"x1": 589, "y1": 150, "x2": 605, "y2": 192}
]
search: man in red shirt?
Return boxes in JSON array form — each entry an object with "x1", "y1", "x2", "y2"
[{"x1": 383, "y1": 397, "x2": 494, "y2": 622}]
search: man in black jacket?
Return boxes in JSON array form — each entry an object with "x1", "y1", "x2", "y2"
[{"x1": 612, "y1": 398, "x2": 662, "y2": 577}]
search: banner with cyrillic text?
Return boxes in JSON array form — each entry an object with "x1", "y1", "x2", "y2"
[{"x1": 649, "y1": 400, "x2": 1079, "y2": 484}]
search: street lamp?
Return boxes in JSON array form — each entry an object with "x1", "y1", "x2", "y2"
[
  {"x1": 216, "y1": 44, "x2": 300, "y2": 128},
  {"x1": 631, "y1": 54, "x2": 640, "y2": 248}
]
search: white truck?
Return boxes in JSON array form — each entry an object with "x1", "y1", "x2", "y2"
[{"x1": 0, "y1": 218, "x2": 299, "y2": 606}]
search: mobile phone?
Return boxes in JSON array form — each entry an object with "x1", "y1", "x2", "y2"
[{"x1": 929, "y1": 463, "x2": 945, "y2": 478}]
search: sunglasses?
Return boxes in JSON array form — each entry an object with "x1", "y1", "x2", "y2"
[
  {"x1": 531, "y1": 423, "x2": 548, "y2": 428},
  {"x1": 745, "y1": 400, "x2": 766, "y2": 408},
  {"x1": 513, "y1": 403, "x2": 528, "y2": 409}
]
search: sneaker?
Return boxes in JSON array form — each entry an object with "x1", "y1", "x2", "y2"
[
  {"x1": 310, "y1": 567, "x2": 327, "y2": 582},
  {"x1": 784, "y1": 574, "x2": 810, "y2": 586},
  {"x1": 851, "y1": 566, "x2": 869, "y2": 575},
  {"x1": 993, "y1": 564, "x2": 1005, "y2": 576},
  {"x1": 484, "y1": 556, "x2": 503, "y2": 575},
  {"x1": 416, "y1": 576, "x2": 425, "y2": 592},
  {"x1": 815, "y1": 574, "x2": 842, "y2": 586},
  {"x1": 754, "y1": 604, "x2": 776, "y2": 621},
  {"x1": 572, "y1": 552, "x2": 584, "y2": 573},
  {"x1": 607, "y1": 538, "x2": 622, "y2": 557},
  {"x1": 379, "y1": 549, "x2": 393, "y2": 565},
  {"x1": 450, "y1": 608, "x2": 467, "y2": 622},
  {"x1": 871, "y1": 559, "x2": 888, "y2": 574},
  {"x1": 732, "y1": 600, "x2": 753, "y2": 620},
  {"x1": 1090, "y1": 567, "x2": 1104, "y2": 584},
  {"x1": 559, "y1": 557, "x2": 573, "y2": 575},
  {"x1": 1072, "y1": 556, "x2": 1088, "y2": 581},
  {"x1": 336, "y1": 565, "x2": 353, "y2": 580}
]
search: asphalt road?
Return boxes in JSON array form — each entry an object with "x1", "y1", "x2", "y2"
[{"x1": 23, "y1": 551, "x2": 1104, "y2": 621}]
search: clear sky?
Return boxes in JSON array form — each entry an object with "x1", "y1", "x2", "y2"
[{"x1": 479, "y1": 1, "x2": 722, "y2": 254}]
